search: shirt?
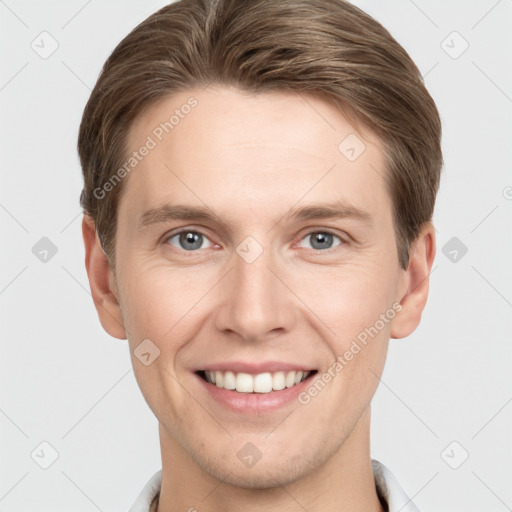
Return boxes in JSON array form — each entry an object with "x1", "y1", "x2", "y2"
[{"x1": 128, "y1": 459, "x2": 420, "y2": 512}]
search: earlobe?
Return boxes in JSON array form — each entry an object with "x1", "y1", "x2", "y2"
[
  {"x1": 390, "y1": 222, "x2": 436, "y2": 339},
  {"x1": 82, "y1": 214, "x2": 127, "y2": 340}
]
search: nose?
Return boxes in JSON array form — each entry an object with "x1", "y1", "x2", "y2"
[{"x1": 214, "y1": 241, "x2": 296, "y2": 342}]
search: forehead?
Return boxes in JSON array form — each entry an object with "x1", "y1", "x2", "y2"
[{"x1": 120, "y1": 85, "x2": 390, "y2": 225}]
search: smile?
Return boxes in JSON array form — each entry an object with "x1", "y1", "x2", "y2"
[{"x1": 199, "y1": 370, "x2": 314, "y2": 393}]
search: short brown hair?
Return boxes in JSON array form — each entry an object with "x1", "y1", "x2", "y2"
[{"x1": 78, "y1": 0, "x2": 442, "y2": 270}]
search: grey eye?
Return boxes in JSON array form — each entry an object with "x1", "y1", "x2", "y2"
[
  {"x1": 167, "y1": 231, "x2": 212, "y2": 251},
  {"x1": 299, "y1": 232, "x2": 342, "y2": 251}
]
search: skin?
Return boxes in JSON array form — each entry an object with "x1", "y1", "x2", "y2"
[{"x1": 83, "y1": 85, "x2": 435, "y2": 512}]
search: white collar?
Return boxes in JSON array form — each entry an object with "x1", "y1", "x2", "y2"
[
  {"x1": 128, "y1": 459, "x2": 419, "y2": 512},
  {"x1": 372, "y1": 460, "x2": 420, "y2": 512}
]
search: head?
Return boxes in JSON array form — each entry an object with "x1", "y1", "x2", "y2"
[{"x1": 80, "y1": 0, "x2": 441, "y2": 489}]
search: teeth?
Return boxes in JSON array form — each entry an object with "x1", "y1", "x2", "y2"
[
  {"x1": 204, "y1": 370, "x2": 310, "y2": 393},
  {"x1": 253, "y1": 372, "x2": 273, "y2": 393},
  {"x1": 236, "y1": 372, "x2": 254, "y2": 393},
  {"x1": 272, "y1": 371, "x2": 286, "y2": 391},
  {"x1": 223, "y1": 371, "x2": 236, "y2": 390}
]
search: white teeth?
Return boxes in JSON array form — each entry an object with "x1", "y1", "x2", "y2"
[
  {"x1": 253, "y1": 373, "x2": 273, "y2": 393},
  {"x1": 236, "y1": 372, "x2": 254, "y2": 393},
  {"x1": 272, "y1": 371, "x2": 286, "y2": 391},
  {"x1": 223, "y1": 371, "x2": 236, "y2": 390},
  {"x1": 205, "y1": 369, "x2": 311, "y2": 393}
]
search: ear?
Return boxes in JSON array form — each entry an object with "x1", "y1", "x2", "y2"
[
  {"x1": 82, "y1": 214, "x2": 127, "y2": 340},
  {"x1": 390, "y1": 222, "x2": 436, "y2": 339}
]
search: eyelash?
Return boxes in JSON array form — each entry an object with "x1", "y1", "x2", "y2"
[{"x1": 162, "y1": 228, "x2": 346, "y2": 255}]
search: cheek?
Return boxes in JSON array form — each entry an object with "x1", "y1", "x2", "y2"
[
  {"x1": 118, "y1": 265, "x2": 209, "y2": 416},
  {"x1": 293, "y1": 256, "x2": 399, "y2": 344},
  {"x1": 118, "y1": 262, "x2": 215, "y2": 338},
  {"x1": 297, "y1": 263, "x2": 394, "y2": 428}
]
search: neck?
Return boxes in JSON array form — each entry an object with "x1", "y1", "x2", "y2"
[{"x1": 157, "y1": 407, "x2": 383, "y2": 512}]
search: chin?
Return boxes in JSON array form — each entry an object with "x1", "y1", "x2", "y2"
[{"x1": 190, "y1": 441, "x2": 328, "y2": 490}]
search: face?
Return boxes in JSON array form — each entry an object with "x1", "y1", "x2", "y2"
[{"x1": 98, "y1": 86, "x2": 419, "y2": 487}]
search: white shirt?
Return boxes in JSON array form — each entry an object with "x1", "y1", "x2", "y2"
[{"x1": 128, "y1": 459, "x2": 420, "y2": 512}]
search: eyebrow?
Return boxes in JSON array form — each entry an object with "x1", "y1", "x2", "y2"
[{"x1": 138, "y1": 200, "x2": 373, "y2": 230}]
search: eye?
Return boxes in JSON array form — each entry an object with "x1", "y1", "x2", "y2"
[
  {"x1": 298, "y1": 231, "x2": 343, "y2": 251},
  {"x1": 165, "y1": 230, "x2": 213, "y2": 251}
]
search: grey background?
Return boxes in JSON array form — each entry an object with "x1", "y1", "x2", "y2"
[{"x1": 1, "y1": 0, "x2": 511, "y2": 510}]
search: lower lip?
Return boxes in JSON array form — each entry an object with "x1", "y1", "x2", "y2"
[{"x1": 195, "y1": 373, "x2": 314, "y2": 414}]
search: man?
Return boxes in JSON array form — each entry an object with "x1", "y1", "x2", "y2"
[{"x1": 79, "y1": 0, "x2": 442, "y2": 510}]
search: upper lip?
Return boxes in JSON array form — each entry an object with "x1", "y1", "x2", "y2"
[{"x1": 194, "y1": 361, "x2": 316, "y2": 374}]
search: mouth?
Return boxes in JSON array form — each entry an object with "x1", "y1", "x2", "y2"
[{"x1": 196, "y1": 369, "x2": 318, "y2": 394}]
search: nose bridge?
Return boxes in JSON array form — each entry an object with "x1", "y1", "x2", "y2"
[{"x1": 215, "y1": 236, "x2": 294, "y2": 340}]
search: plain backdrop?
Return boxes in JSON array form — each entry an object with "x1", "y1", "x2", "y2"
[{"x1": 0, "y1": 1, "x2": 511, "y2": 511}]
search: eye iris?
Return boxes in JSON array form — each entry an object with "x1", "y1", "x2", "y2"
[
  {"x1": 180, "y1": 231, "x2": 202, "y2": 250},
  {"x1": 310, "y1": 232, "x2": 333, "y2": 250}
]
